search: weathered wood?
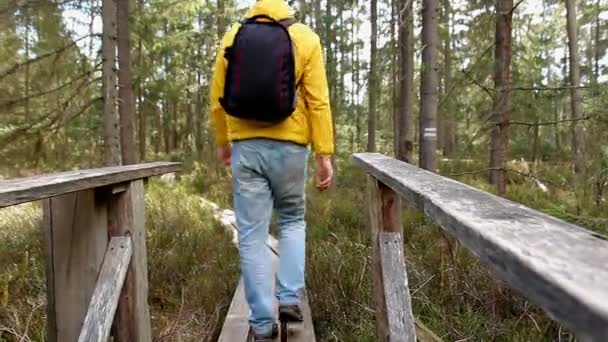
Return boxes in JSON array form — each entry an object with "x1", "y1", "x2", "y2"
[
  {"x1": 353, "y1": 153, "x2": 608, "y2": 341},
  {"x1": 41, "y1": 199, "x2": 57, "y2": 342},
  {"x1": 207, "y1": 199, "x2": 316, "y2": 342},
  {"x1": 367, "y1": 175, "x2": 389, "y2": 339},
  {"x1": 379, "y1": 233, "x2": 416, "y2": 342},
  {"x1": 42, "y1": 190, "x2": 109, "y2": 342},
  {"x1": 218, "y1": 280, "x2": 250, "y2": 342},
  {"x1": 78, "y1": 237, "x2": 133, "y2": 342},
  {"x1": 414, "y1": 319, "x2": 443, "y2": 342},
  {"x1": 367, "y1": 176, "x2": 416, "y2": 342},
  {"x1": 290, "y1": 290, "x2": 316, "y2": 342},
  {"x1": 0, "y1": 162, "x2": 180, "y2": 208},
  {"x1": 108, "y1": 180, "x2": 152, "y2": 342}
]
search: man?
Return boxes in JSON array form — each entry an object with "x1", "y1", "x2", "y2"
[{"x1": 209, "y1": 0, "x2": 334, "y2": 340}]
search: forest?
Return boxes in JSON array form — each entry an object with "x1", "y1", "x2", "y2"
[{"x1": 1, "y1": 0, "x2": 607, "y2": 340}]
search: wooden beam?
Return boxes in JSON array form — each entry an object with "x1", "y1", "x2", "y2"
[
  {"x1": 78, "y1": 237, "x2": 133, "y2": 342},
  {"x1": 0, "y1": 162, "x2": 181, "y2": 208},
  {"x1": 108, "y1": 180, "x2": 152, "y2": 342},
  {"x1": 218, "y1": 280, "x2": 250, "y2": 342},
  {"x1": 353, "y1": 153, "x2": 608, "y2": 341},
  {"x1": 42, "y1": 190, "x2": 109, "y2": 342},
  {"x1": 379, "y1": 233, "x2": 416, "y2": 342},
  {"x1": 367, "y1": 175, "x2": 417, "y2": 342}
]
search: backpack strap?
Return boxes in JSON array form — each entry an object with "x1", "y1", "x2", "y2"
[{"x1": 279, "y1": 18, "x2": 297, "y2": 28}]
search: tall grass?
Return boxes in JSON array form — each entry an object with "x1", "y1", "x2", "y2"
[
  {"x1": 0, "y1": 183, "x2": 239, "y2": 342},
  {"x1": 0, "y1": 203, "x2": 46, "y2": 342}
]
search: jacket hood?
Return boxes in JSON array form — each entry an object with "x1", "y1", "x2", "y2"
[{"x1": 246, "y1": 0, "x2": 292, "y2": 20}]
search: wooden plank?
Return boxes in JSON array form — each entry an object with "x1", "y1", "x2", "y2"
[
  {"x1": 207, "y1": 199, "x2": 316, "y2": 341},
  {"x1": 78, "y1": 237, "x2": 133, "y2": 342},
  {"x1": 353, "y1": 153, "x2": 608, "y2": 341},
  {"x1": 42, "y1": 190, "x2": 109, "y2": 342},
  {"x1": 367, "y1": 176, "x2": 417, "y2": 342},
  {"x1": 414, "y1": 319, "x2": 443, "y2": 342},
  {"x1": 108, "y1": 180, "x2": 152, "y2": 342},
  {"x1": 367, "y1": 175, "x2": 389, "y2": 339},
  {"x1": 379, "y1": 233, "x2": 416, "y2": 342},
  {"x1": 288, "y1": 290, "x2": 316, "y2": 342},
  {"x1": 0, "y1": 161, "x2": 181, "y2": 208},
  {"x1": 41, "y1": 199, "x2": 57, "y2": 342},
  {"x1": 218, "y1": 280, "x2": 250, "y2": 342}
]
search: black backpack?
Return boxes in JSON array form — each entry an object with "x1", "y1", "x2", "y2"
[{"x1": 220, "y1": 15, "x2": 297, "y2": 124}]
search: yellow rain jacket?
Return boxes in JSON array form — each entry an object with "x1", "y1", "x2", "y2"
[{"x1": 210, "y1": 0, "x2": 334, "y2": 156}]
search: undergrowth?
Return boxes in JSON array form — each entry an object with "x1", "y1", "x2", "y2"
[{"x1": 0, "y1": 182, "x2": 239, "y2": 342}]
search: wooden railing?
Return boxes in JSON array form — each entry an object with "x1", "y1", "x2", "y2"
[
  {"x1": 0, "y1": 162, "x2": 181, "y2": 342},
  {"x1": 352, "y1": 153, "x2": 608, "y2": 342}
]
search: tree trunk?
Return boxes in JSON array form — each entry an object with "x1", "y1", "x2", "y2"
[
  {"x1": 566, "y1": 0, "x2": 586, "y2": 177},
  {"x1": 419, "y1": 0, "x2": 439, "y2": 171},
  {"x1": 442, "y1": 0, "x2": 455, "y2": 157},
  {"x1": 102, "y1": 0, "x2": 121, "y2": 166},
  {"x1": 593, "y1": 0, "x2": 600, "y2": 85},
  {"x1": 532, "y1": 117, "x2": 540, "y2": 162},
  {"x1": 24, "y1": 14, "x2": 30, "y2": 120},
  {"x1": 217, "y1": 0, "x2": 225, "y2": 40},
  {"x1": 325, "y1": 0, "x2": 338, "y2": 157},
  {"x1": 137, "y1": 0, "x2": 146, "y2": 161},
  {"x1": 367, "y1": 0, "x2": 378, "y2": 152},
  {"x1": 355, "y1": 1, "x2": 362, "y2": 150},
  {"x1": 117, "y1": 0, "x2": 137, "y2": 165},
  {"x1": 489, "y1": 0, "x2": 513, "y2": 197},
  {"x1": 397, "y1": 0, "x2": 414, "y2": 163},
  {"x1": 314, "y1": 0, "x2": 323, "y2": 34},
  {"x1": 391, "y1": 0, "x2": 398, "y2": 155},
  {"x1": 163, "y1": 99, "x2": 170, "y2": 154},
  {"x1": 299, "y1": 0, "x2": 307, "y2": 23},
  {"x1": 154, "y1": 102, "x2": 161, "y2": 155},
  {"x1": 172, "y1": 99, "x2": 179, "y2": 152}
]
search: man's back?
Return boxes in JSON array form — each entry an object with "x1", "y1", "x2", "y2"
[{"x1": 210, "y1": 0, "x2": 334, "y2": 158}]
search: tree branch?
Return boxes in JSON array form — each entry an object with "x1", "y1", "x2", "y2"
[
  {"x1": 0, "y1": 35, "x2": 95, "y2": 80},
  {"x1": 0, "y1": 76, "x2": 99, "y2": 146},
  {"x1": 509, "y1": 116, "x2": 594, "y2": 127},
  {"x1": 511, "y1": 0, "x2": 525, "y2": 14},
  {"x1": 449, "y1": 167, "x2": 557, "y2": 187},
  {"x1": 0, "y1": 0, "x2": 78, "y2": 15},
  {"x1": 0, "y1": 68, "x2": 101, "y2": 109},
  {"x1": 510, "y1": 83, "x2": 605, "y2": 91},
  {"x1": 460, "y1": 68, "x2": 495, "y2": 100}
]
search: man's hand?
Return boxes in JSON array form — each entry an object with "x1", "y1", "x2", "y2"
[
  {"x1": 217, "y1": 145, "x2": 231, "y2": 166},
  {"x1": 316, "y1": 155, "x2": 334, "y2": 191}
]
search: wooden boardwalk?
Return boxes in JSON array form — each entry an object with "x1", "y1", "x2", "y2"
[
  {"x1": 201, "y1": 199, "x2": 316, "y2": 342},
  {"x1": 3, "y1": 157, "x2": 607, "y2": 342}
]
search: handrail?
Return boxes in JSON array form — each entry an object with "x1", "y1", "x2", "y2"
[
  {"x1": 353, "y1": 152, "x2": 608, "y2": 341},
  {"x1": 0, "y1": 162, "x2": 181, "y2": 208},
  {"x1": 0, "y1": 162, "x2": 180, "y2": 342},
  {"x1": 78, "y1": 237, "x2": 133, "y2": 342}
]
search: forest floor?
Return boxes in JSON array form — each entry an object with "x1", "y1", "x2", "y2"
[{"x1": 0, "y1": 157, "x2": 606, "y2": 341}]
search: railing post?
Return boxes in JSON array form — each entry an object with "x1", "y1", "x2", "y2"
[
  {"x1": 367, "y1": 175, "x2": 416, "y2": 342},
  {"x1": 108, "y1": 179, "x2": 153, "y2": 342},
  {"x1": 42, "y1": 190, "x2": 109, "y2": 342}
]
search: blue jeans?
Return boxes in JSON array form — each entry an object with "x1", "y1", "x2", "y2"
[{"x1": 231, "y1": 139, "x2": 308, "y2": 334}]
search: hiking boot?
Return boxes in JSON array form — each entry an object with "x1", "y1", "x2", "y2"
[
  {"x1": 252, "y1": 323, "x2": 278, "y2": 342},
  {"x1": 279, "y1": 304, "x2": 304, "y2": 322}
]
